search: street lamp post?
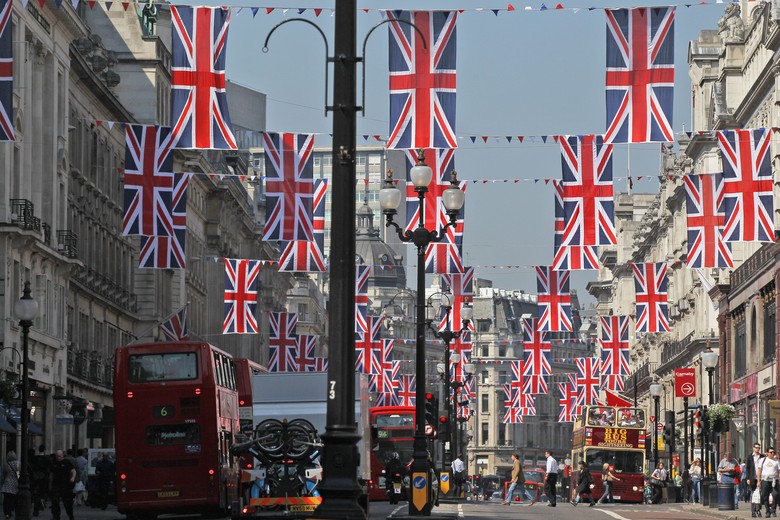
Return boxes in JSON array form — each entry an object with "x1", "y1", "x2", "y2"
[
  {"x1": 380, "y1": 151, "x2": 465, "y2": 516},
  {"x1": 702, "y1": 347, "x2": 720, "y2": 478},
  {"x1": 14, "y1": 281, "x2": 38, "y2": 520},
  {"x1": 649, "y1": 382, "x2": 663, "y2": 469},
  {"x1": 427, "y1": 292, "x2": 472, "y2": 478},
  {"x1": 451, "y1": 364, "x2": 474, "y2": 465}
]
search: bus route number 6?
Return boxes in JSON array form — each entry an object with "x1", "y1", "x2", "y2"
[{"x1": 153, "y1": 405, "x2": 174, "y2": 419}]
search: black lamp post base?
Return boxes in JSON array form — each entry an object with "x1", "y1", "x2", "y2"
[
  {"x1": 16, "y1": 482, "x2": 32, "y2": 520},
  {"x1": 407, "y1": 434, "x2": 434, "y2": 516},
  {"x1": 314, "y1": 428, "x2": 365, "y2": 519}
]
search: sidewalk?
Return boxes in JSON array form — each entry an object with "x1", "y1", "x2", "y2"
[{"x1": 672, "y1": 501, "x2": 761, "y2": 520}]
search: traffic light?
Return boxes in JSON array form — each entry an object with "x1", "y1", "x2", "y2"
[
  {"x1": 663, "y1": 411, "x2": 675, "y2": 453},
  {"x1": 438, "y1": 415, "x2": 449, "y2": 438},
  {"x1": 425, "y1": 392, "x2": 438, "y2": 436},
  {"x1": 694, "y1": 410, "x2": 702, "y2": 436}
]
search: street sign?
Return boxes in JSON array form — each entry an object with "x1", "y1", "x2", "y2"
[
  {"x1": 650, "y1": 415, "x2": 655, "y2": 423},
  {"x1": 675, "y1": 368, "x2": 697, "y2": 398},
  {"x1": 656, "y1": 421, "x2": 664, "y2": 432},
  {"x1": 769, "y1": 400, "x2": 780, "y2": 420}
]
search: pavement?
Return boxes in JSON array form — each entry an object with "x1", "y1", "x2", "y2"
[{"x1": 668, "y1": 501, "x2": 766, "y2": 520}]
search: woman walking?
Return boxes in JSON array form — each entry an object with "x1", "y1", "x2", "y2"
[
  {"x1": 2, "y1": 451, "x2": 20, "y2": 519},
  {"x1": 689, "y1": 458, "x2": 702, "y2": 503},
  {"x1": 598, "y1": 462, "x2": 621, "y2": 504},
  {"x1": 571, "y1": 461, "x2": 595, "y2": 507},
  {"x1": 650, "y1": 462, "x2": 668, "y2": 504}
]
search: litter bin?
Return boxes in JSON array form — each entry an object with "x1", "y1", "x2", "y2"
[
  {"x1": 718, "y1": 482, "x2": 735, "y2": 511},
  {"x1": 708, "y1": 481, "x2": 719, "y2": 508},
  {"x1": 702, "y1": 480, "x2": 710, "y2": 506}
]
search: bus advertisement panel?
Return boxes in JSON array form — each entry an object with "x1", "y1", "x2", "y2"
[{"x1": 571, "y1": 406, "x2": 646, "y2": 503}]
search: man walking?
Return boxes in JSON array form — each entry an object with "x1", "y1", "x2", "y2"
[
  {"x1": 451, "y1": 454, "x2": 465, "y2": 498},
  {"x1": 545, "y1": 450, "x2": 559, "y2": 507},
  {"x1": 50, "y1": 450, "x2": 76, "y2": 520},
  {"x1": 748, "y1": 444, "x2": 764, "y2": 497},
  {"x1": 502, "y1": 454, "x2": 523, "y2": 505}
]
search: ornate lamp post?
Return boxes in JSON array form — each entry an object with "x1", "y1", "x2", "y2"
[
  {"x1": 427, "y1": 292, "x2": 472, "y2": 477},
  {"x1": 14, "y1": 281, "x2": 38, "y2": 520},
  {"x1": 649, "y1": 382, "x2": 663, "y2": 469},
  {"x1": 380, "y1": 151, "x2": 465, "y2": 516},
  {"x1": 451, "y1": 363, "x2": 475, "y2": 466},
  {"x1": 701, "y1": 347, "x2": 719, "y2": 478}
]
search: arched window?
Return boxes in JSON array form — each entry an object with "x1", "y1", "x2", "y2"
[
  {"x1": 734, "y1": 308, "x2": 747, "y2": 378},
  {"x1": 765, "y1": 294, "x2": 776, "y2": 364}
]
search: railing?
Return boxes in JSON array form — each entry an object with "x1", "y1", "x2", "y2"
[
  {"x1": 731, "y1": 243, "x2": 777, "y2": 287},
  {"x1": 661, "y1": 331, "x2": 695, "y2": 365},
  {"x1": 56, "y1": 230, "x2": 79, "y2": 259},
  {"x1": 9, "y1": 199, "x2": 41, "y2": 232},
  {"x1": 41, "y1": 223, "x2": 51, "y2": 245}
]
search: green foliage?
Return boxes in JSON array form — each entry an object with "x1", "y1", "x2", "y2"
[{"x1": 707, "y1": 403, "x2": 736, "y2": 432}]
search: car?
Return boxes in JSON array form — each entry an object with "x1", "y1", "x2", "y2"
[{"x1": 491, "y1": 491, "x2": 504, "y2": 501}]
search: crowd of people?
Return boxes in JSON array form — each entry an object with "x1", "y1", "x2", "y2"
[{"x1": 0, "y1": 446, "x2": 115, "y2": 520}]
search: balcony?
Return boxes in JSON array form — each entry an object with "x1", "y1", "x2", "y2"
[
  {"x1": 56, "y1": 230, "x2": 79, "y2": 259},
  {"x1": 731, "y1": 243, "x2": 778, "y2": 288},
  {"x1": 73, "y1": 266, "x2": 137, "y2": 312},
  {"x1": 9, "y1": 199, "x2": 41, "y2": 232}
]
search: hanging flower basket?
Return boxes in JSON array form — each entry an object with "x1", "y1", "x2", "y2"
[
  {"x1": 0, "y1": 379, "x2": 16, "y2": 404},
  {"x1": 708, "y1": 403, "x2": 736, "y2": 433}
]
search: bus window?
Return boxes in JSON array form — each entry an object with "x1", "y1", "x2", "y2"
[
  {"x1": 584, "y1": 450, "x2": 644, "y2": 473},
  {"x1": 588, "y1": 407, "x2": 615, "y2": 427},
  {"x1": 375, "y1": 414, "x2": 414, "y2": 427},
  {"x1": 129, "y1": 353, "x2": 198, "y2": 382},
  {"x1": 617, "y1": 408, "x2": 645, "y2": 428}
]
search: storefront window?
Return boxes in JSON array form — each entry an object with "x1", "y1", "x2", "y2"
[{"x1": 764, "y1": 397, "x2": 777, "y2": 450}]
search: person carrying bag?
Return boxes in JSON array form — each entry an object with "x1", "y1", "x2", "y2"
[
  {"x1": 650, "y1": 462, "x2": 667, "y2": 504},
  {"x1": 571, "y1": 461, "x2": 595, "y2": 507}
]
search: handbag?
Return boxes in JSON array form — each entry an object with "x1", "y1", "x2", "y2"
[
  {"x1": 752, "y1": 488, "x2": 762, "y2": 505},
  {"x1": 650, "y1": 477, "x2": 662, "y2": 486},
  {"x1": 73, "y1": 481, "x2": 85, "y2": 494}
]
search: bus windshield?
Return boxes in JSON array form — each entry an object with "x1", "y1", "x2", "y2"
[
  {"x1": 375, "y1": 414, "x2": 414, "y2": 428},
  {"x1": 129, "y1": 352, "x2": 198, "y2": 382},
  {"x1": 584, "y1": 449, "x2": 644, "y2": 473}
]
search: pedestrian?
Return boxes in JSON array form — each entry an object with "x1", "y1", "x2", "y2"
[
  {"x1": 757, "y1": 447, "x2": 779, "y2": 518},
  {"x1": 650, "y1": 462, "x2": 667, "y2": 504},
  {"x1": 571, "y1": 461, "x2": 595, "y2": 507},
  {"x1": 719, "y1": 451, "x2": 740, "y2": 509},
  {"x1": 93, "y1": 453, "x2": 115, "y2": 511},
  {"x1": 451, "y1": 453, "x2": 465, "y2": 497},
  {"x1": 2, "y1": 451, "x2": 20, "y2": 519},
  {"x1": 742, "y1": 459, "x2": 750, "y2": 502},
  {"x1": 73, "y1": 450, "x2": 87, "y2": 506},
  {"x1": 31, "y1": 445, "x2": 52, "y2": 516},
  {"x1": 598, "y1": 462, "x2": 620, "y2": 504},
  {"x1": 749, "y1": 444, "x2": 765, "y2": 499},
  {"x1": 50, "y1": 449, "x2": 76, "y2": 520},
  {"x1": 689, "y1": 458, "x2": 702, "y2": 504},
  {"x1": 544, "y1": 450, "x2": 558, "y2": 507},
  {"x1": 502, "y1": 454, "x2": 523, "y2": 505}
]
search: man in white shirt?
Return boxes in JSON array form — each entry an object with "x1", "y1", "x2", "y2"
[
  {"x1": 757, "y1": 448, "x2": 780, "y2": 517},
  {"x1": 451, "y1": 454, "x2": 465, "y2": 497},
  {"x1": 544, "y1": 450, "x2": 559, "y2": 507}
]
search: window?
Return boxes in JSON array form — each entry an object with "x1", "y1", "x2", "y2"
[
  {"x1": 128, "y1": 352, "x2": 198, "y2": 382},
  {"x1": 765, "y1": 302, "x2": 776, "y2": 364},
  {"x1": 477, "y1": 320, "x2": 491, "y2": 333},
  {"x1": 498, "y1": 345, "x2": 506, "y2": 357},
  {"x1": 735, "y1": 319, "x2": 746, "y2": 377},
  {"x1": 481, "y1": 423, "x2": 488, "y2": 445},
  {"x1": 481, "y1": 394, "x2": 489, "y2": 413}
]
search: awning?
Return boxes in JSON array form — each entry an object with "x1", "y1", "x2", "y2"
[
  {"x1": 27, "y1": 422, "x2": 43, "y2": 436},
  {"x1": 0, "y1": 415, "x2": 16, "y2": 434}
]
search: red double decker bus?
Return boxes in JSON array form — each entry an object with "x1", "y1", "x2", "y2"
[
  {"x1": 571, "y1": 405, "x2": 647, "y2": 503},
  {"x1": 234, "y1": 358, "x2": 266, "y2": 434},
  {"x1": 114, "y1": 342, "x2": 241, "y2": 519},
  {"x1": 368, "y1": 405, "x2": 415, "y2": 501}
]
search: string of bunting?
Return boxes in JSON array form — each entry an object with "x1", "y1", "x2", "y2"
[{"x1": 28, "y1": 0, "x2": 749, "y2": 15}]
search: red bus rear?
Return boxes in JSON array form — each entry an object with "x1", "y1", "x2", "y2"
[
  {"x1": 234, "y1": 358, "x2": 266, "y2": 434},
  {"x1": 114, "y1": 342, "x2": 241, "y2": 519},
  {"x1": 368, "y1": 406, "x2": 415, "y2": 501}
]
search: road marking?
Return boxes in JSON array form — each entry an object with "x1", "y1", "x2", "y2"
[
  {"x1": 596, "y1": 508, "x2": 633, "y2": 520},
  {"x1": 457, "y1": 503, "x2": 464, "y2": 518}
]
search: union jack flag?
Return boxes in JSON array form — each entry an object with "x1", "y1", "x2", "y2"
[
  {"x1": 160, "y1": 305, "x2": 188, "y2": 342},
  {"x1": 522, "y1": 318, "x2": 552, "y2": 388},
  {"x1": 684, "y1": 174, "x2": 733, "y2": 268},
  {"x1": 559, "y1": 134, "x2": 616, "y2": 246},
  {"x1": 717, "y1": 129, "x2": 775, "y2": 243},
  {"x1": 222, "y1": 258, "x2": 260, "y2": 334},
  {"x1": 518, "y1": 392, "x2": 536, "y2": 416},
  {"x1": 375, "y1": 391, "x2": 397, "y2": 407},
  {"x1": 501, "y1": 384, "x2": 522, "y2": 424},
  {"x1": 450, "y1": 333, "x2": 472, "y2": 385},
  {"x1": 553, "y1": 181, "x2": 599, "y2": 270},
  {"x1": 558, "y1": 381, "x2": 579, "y2": 422},
  {"x1": 355, "y1": 316, "x2": 383, "y2": 374},
  {"x1": 599, "y1": 315, "x2": 630, "y2": 392},
  {"x1": 295, "y1": 334, "x2": 318, "y2": 373},
  {"x1": 396, "y1": 375, "x2": 416, "y2": 406},
  {"x1": 123, "y1": 124, "x2": 174, "y2": 237},
  {"x1": 262, "y1": 132, "x2": 315, "y2": 242},
  {"x1": 509, "y1": 360, "x2": 524, "y2": 406},
  {"x1": 425, "y1": 243, "x2": 465, "y2": 274},
  {"x1": 369, "y1": 340, "x2": 395, "y2": 394},
  {"x1": 535, "y1": 267, "x2": 572, "y2": 332},
  {"x1": 440, "y1": 267, "x2": 475, "y2": 332},
  {"x1": 311, "y1": 357, "x2": 328, "y2": 372},
  {"x1": 278, "y1": 178, "x2": 327, "y2": 272},
  {"x1": 268, "y1": 312, "x2": 299, "y2": 372},
  {"x1": 386, "y1": 11, "x2": 457, "y2": 150},
  {"x1": 355, "y1": 265, "x2": 371, "y2": 333},
  {"x1": 576, "y1": 357, "x2": 601, "y2": 406},
  {"x1": 632, "y1": 262, "x2": 669, "y2": 333},
  {"x1": 139, "y1": 173, "x2": 189, "y2": 269},
  {"x1": 605, "y1": 7, "x2": 675, "y2": 143},
  {"x1": 0, "y1": 0, "x2": 13, "y2": 142},
  {"x1": 170, "y1": 6, "x2": 236, "y2": 150}
]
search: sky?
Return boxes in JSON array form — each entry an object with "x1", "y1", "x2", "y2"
[{"x1": 220, "y1": 0, "x2": 727, "y2": 306}]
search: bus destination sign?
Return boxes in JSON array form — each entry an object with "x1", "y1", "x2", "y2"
[{"x1": 586, "y1": 427, "x2": 645, "y2": 449}]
